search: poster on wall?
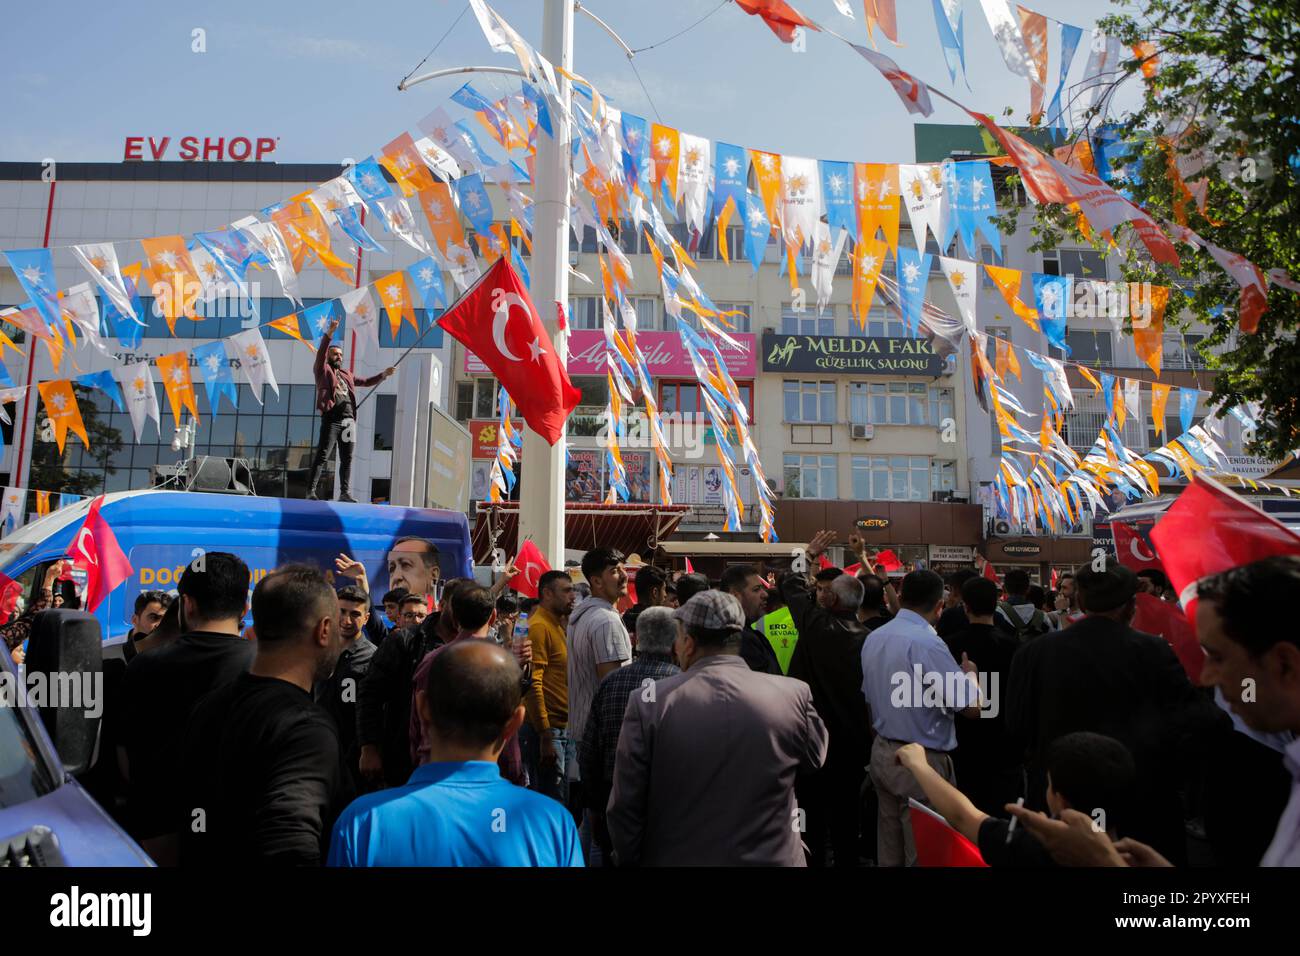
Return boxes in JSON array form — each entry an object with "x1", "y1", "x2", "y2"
[
  {"x1": 566, "y1": 450, "x2": 604, "y2": 503},
  {"x1": 470, "y1": 460, "x2": 492, "y2": 502},
  {"x1": 622, "y1": 450, "x2": 652, "y2": 503}
]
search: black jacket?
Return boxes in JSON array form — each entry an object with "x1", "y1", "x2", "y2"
[
  {"x1": 315, "y1": 636, "x2": 377, "y2": 793},
  {"x1": 782, "y1": 574, "x2": 871, "y2": 766},
  {"x1": 739, "y1": 624, "x2": 782, "y2": 675},
  {"x1": 355, "y1": 617, "x2": 445, "y2": 788}
]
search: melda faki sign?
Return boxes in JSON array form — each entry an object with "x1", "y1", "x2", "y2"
[{"x1": 123, "y1": 135, "x2": 278, "y2": 162}]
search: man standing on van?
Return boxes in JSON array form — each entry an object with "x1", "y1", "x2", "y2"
[{"x1": 307, "y1": 319, "x2": 393, "y2": 502}]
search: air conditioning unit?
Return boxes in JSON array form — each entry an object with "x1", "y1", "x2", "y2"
[{"x1": 850, "y1": 423, "x2": 874, "y2": 441}]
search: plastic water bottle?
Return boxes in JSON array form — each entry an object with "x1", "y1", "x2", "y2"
[{"x1": 511, "y1": 610, "x2": 530, "y2": 652}]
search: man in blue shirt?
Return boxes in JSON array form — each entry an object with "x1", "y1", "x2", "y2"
[
  {"x1": 861, "y1": 568, "x2": 981, "y2": 866},
  {"x1": 328, "y1": 640, "x2": 582, "y2": 867}
]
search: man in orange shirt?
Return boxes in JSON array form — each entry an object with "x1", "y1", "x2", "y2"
[{"x1": 526, "y1": 570, "x2": 578, "y2": 803}]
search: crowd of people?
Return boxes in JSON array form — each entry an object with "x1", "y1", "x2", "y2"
[{"x1": 6, "y1": 526, "x2": 1298, "y2": 869}]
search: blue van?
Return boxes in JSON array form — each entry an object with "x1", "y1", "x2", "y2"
[{"x1": 0, "y1": 491, "x2": 473, "y2": 865}]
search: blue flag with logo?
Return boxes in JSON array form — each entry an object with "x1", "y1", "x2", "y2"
[
  {"x1": 820, "y1": 160, "x2": 857, "y2": 243},
  {"x1": 713, "y1": 142, "x2": 748, "y2": 227},
  {"x1": 334, "y1": 204, "x2": 384, "y2": 253},
  {"x1": 193, "y1": 340, "x2": 238, "y2": 413},
  {"x1": 1179, "y1": 387, "x2": 1199, "y2": 435},
  {"x1": 194, "y1": 227, "x2": 257, "y2": 288},
  {"x1": 895, "y1": 247, "x2": 932, "y2": 336},
  {"x1": 1032, "y1": 273, "x2": 1072, "y2": 354},
  {"x1": 4, "y1": 248, "x2": 61, "y2": 329},
  {"x1": 406, "y1": 256, "x2": 447, "y2": 314},
  {"x1": 301, "y1": 300, "x2": 340, "y2": 347},
  {"x1": 452, "y1": 120, "x2": 496, "y2": 167},
  {"x1": 521, "y1": 81, "x2": 553, "y2": 138},
  {"x1": 452, "y1": 174, "x2": 494, "y2": 234},
  {"x1": 930, "y1": 0, "x2": 968, "y2": 86},
  {"x1": 101, "y1": 274, "x2": 145, "y2": 350},
  {"x1": 1047, "y1": 24, "x2": 1084, "y2": 136},
  {"x1": 59, "y1": 493, "x2": 80, "y2": 510},
  {"x1": 953, "y1": 161, "x2": 1000, "y2": 258},
  {"x1": 345, "y1": 157, "x2": 394, "y2": 204},
  {"x1": 74, "y1": 369, "x2": 124, "y2": 413},
  {"x1": 743, "y1": 190, "x2": 770, "y2": 273},
  {"x1": 621, "y1": 113, "x2": 651, "y2": 191}
]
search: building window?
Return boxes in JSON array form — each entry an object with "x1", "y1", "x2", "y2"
[
  {"x1": 979, "y1": 245, "x2": 1006, "y2": 289},
  {"x1": 784, "y1": 453, "x2": 837, "y2": 499},
  {"x1": 1163, "y1": 332, "x2": 1207, "y2": 369},
  {"x1": 1042, "y1": 248, "x2": 1108, "y2": 280},
  {"x1": 372, "y1": 394, "x2": 396, "y2": 451},
  {"x1": 455, "y1": 378, "x2": 499, "y2": 421},
  {"x1": 630, "y1": 296, "x2": 661, "y2": 331},
  {"x1": 780, "y1": 308, "x2": 834, "y2": 335},
  {"x1": 660, "y1": 380, "x2": 754, "y2": 419},
  {"x1": 931, "y1": 459, "x2": 956, "y2": 493},
  {"x1": 568, "y1": 296, "x2": 602, "y2": 330},
  {"x1": 1062, "y1": 329, "x2": 1114, "y2": 367},
  {"x1": 370, "y1": 477, "x2": 391, "y2": 505},
  {"x1": 849, "y1": 383, "x2": 952, "y2": 426},
  {"x1": 783, "y1": 380, "x2": 836, "y2": 423},
  {"x1": 850, "y1": 455, "x2": 930, "y2": 501},
  {"x1": 714, "y1": 302, "x2": 752, "y2": 332},
  {"x1": 1063, "y1": 390, "x2": 1148, "y2": 453}
]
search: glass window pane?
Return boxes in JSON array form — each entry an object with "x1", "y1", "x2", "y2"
[
  {"x1": 372, "y1": 394, "x2": 396, "y2": 451},
  {"x1": 890, "y1": 394, "x2": 906, "y2": 422},
  {"x1": 802, "y1": 391, "x2": 816, "y2": 422},
  {"x1": 289, "y1": 384, "x2": 316, "y2": 416},
  {"x1": 784, "y1": 384, "x2": 798, "y2": 421},
  {"x1": 260, "y1": 416, "x2": 288, "y2": 447}
]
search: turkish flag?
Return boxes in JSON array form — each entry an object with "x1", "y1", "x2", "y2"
[
  {"x1": 1133, "y1": 592, "x2": 1203, "y2": 684},
  {"x1": 844, "y1": 562, "x2": 862, "y2": 576},
  {"x1": 684, "y1": 557, "x2": 695, "y2": 574},
  {"x1": 734, "y1": 0, "x2": 819, "y2": 43},
  {"x1": 508, "y1": 539, "x2": 552, "y2": 599},
  {"x1": 437, "y1": 258, "x2": 580, "y2": 445},
  {"x1": 877, "y1": 549, "x2": 903, "y2": 572},
  {"x1": 816, "y1": 553, "x2": 833, "y2": 571},
  {"x1": 1149, "y1": 474, "x2": 1300, "y2": 632},
  {"x1": 68, "y1": 496, "x2": 134, "y2": 613},
  {"x1": 908, "y1": 799, "x2": 988, "y2": 867},
  {"x1": 1111, "y1": 522, "x2": 1166, "y2": 574},
  {"x1": 0, "y1": 570, "x2": 21, "y2": 621}
]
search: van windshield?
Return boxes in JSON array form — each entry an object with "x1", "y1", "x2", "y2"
[{"x1": 0, "y1": 695, "x2": 55, "y2": 809}]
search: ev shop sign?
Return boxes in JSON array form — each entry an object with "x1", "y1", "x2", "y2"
[{"x1": 124, "y1": 135, "x2": 278, "y2": 162}]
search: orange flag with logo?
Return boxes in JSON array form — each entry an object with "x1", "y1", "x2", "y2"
[
  {"x1": 1017, "y1": 5, "x2": 1050, "y2": 122},
  {"x1": 36, "y1": 491, "x2": 50, "y2": 517},
  {"x1": 139, "y1": 236, "x2": 201, "y2": 334},
  {"x1": 279, "y1": 202, "x2": 354, "y2": 284},
  {"x1": 995, "y1": 336, "x2": 1022, "y2": 381},
  {"x1": 416, "y1": 182, "x2": 466, "y2": 254},
  {"x1": 37, "y1": 379, "x2": 89, "y2": 452},
  {"x1": 269, "y1": 312, "x2": 313, "y2": 349},
  {"x1": 1151, "y1": 382, "x2": 1172, "y2": 439},
  {"x1": 374, "y1": 271, "x2": 417, "y2": 338},
  {"x1": 851, "y1": 236, "x2": 887, "y2": 326},
  {"x1": 751, "y1": 149, "x2": 783, "y2": 232},
  {"x1": 650, "y1": 124, "x2": 680, "y2": 201},
  {"x1": 380, "y1": 132, "x2": 438, "y2": 197},
  {"x1": 855, "y1": 163, "x2": 900, "y2": 256},
  {"x1": 1134, "y1": 285, "x2": 1170, "y2": 376},
  {"x1": 156, "y1": 350, "x2": 200, "y2": 427},
  {"x1": 983, "y1": 263, "x2": 1041, "y2": 331},
  {"x1": 269, "y1": 206, "x2": 311, "y2": 273}
]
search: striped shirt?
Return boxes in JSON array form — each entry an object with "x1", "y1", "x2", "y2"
[{"x1": 566, "y1": 598, "x2": 631, "y2": 746}]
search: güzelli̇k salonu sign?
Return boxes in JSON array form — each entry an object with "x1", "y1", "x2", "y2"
[{"x1": 761, "y1": 333, "x2": 945, "y2": 375}]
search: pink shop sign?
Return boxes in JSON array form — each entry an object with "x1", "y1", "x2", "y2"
[{"x1": 463, "y1": 329, "x2": 756, "y2": 378}]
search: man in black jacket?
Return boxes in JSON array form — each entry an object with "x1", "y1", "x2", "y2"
[
  {"x1": 720, "y1": 564, "x2": 780, "y2": 675},
  {"x1": 316, "y1": 585, "x2": 377, "y2": 794},
  {"x1": 785, "y1": 529, "x2": 871, "y2": 867},
  {"x1": 1005, "y1": 559, "x2": 1227, "y2": 864}
]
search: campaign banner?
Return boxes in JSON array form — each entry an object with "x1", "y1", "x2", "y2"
[{"x1": 464, "y1": 329, "x2": 756, "y2": 378}]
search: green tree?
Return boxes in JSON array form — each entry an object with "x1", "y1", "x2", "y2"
[
  {"x1": 28, "y1": 384, "x2": 124, "y2": 497},
  {"x1": 1011, "y1": 0, "x2": 1299, "y2": 459}
]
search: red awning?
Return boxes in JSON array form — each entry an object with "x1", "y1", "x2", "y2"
[{"x1": 472, "y1": 502, "x2": 690, "y2": 564}]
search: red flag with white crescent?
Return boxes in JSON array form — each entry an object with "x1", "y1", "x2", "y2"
[
  {"x1": 1111, "y1": 522, "x2": 1165, "y2": 574},
  {"x1": 508, "y1": 539, "x2": 552, "y2": 599},
  {"x1": 68, "y1": 496, "x2": 134, "y2": 613}
]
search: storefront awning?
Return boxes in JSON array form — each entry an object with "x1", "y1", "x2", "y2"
[
  {"x1": 657, "y1": 541, "x2": 806, "y2": 557},
  {"x1": 472, "y1": 502, "x2": 689, "y2": 564}
]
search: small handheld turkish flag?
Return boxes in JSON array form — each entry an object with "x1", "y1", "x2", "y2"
[
  {"x1": 508, "y1": 539, "x2": 553, "y2": 599},
  {"x1": 908, "y1": 799, "x2": 988, "y2": 867},
  {"x1": 1111, "y1": 522, "x2": 1165, "y2": 574},
  {"x1": 68, "y1": 496, "x2": 134, "y2": 613},
  {"x1": 437, "y1": 258, "x2": 580, "y2": 445}
]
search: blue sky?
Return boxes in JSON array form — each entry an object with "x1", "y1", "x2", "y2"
[{"x1": 4, "y1": 0, "x2": 1135, "y2": 165}]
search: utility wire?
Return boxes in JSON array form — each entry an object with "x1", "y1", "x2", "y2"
[
  {"x1": 400, "y1": 2, "x2": 470, "y2": 86},
  {"x1": 628, "y1": 56, "x2": 664, "y2": 123},
  {"x1": 630, "y1": 0, "x2": 732, "y2": 54}
]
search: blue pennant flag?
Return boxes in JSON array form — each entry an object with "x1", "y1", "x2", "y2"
[
  {"x1": 1100, "y1": 372, "x2": 1116, "y2": 418},
  {"x1": 0, "y1": 364, "x2": 11, "y2": 388},
  {"x1": 74, "y1": 369, "x2": 124, "y2": 413},
  {"x1": 406, "y1": 257, "x2": 447, "y2": 314},
  {"x1": 193, "y1": 340, "x2": 238, "y2": 412},
  {"x1": 452, "y1": 174, "x2": 494, "y2": 235},
  {"x1": 301, "y1": 300, "x2": 341, "y2": 347},
  {"x1": 4, "y1": 248, "x2": 61, "y2": 330},
  {"x1": 621, "y1": 113, "x2": 651, "y2": 191},
  {"x1": 511, "y1": 241, "x2": 530, "y2": 289},
  {"x1": 101, "y1": 274, "x2": 145, "y2": 350},
  {"x1": 1032, "y1": 273, "x2": 1072, "y2": 354},
  {"x1": 452, "y1": 120, "x2": 496, "y2": 166},
  {"x1": 940, "y1": 162, "x2": 961, "y2": 252},
  {"x1": 194, "y1": 227, "x2": 256, "y2": 288},
  {"x1": 713, "y1": 142, "x2": 749, "y2": 227},
  {"x1": 820, "y1": 160, "x2": 857, "y2": 243},
  {"x1": 1179, "y1": 387, "x2": 1200, "y2": 435},
  {"x1": 743, "y1": 190, "x2": 770, "y2": 273},
  {"x1": 345, "y1": 157, "x2": 394, "y2": 203},
  {"x1": 953, "y1": 161, "x2": 1000, "y2": 258},
  {"x1": 521, "y1": 81, "x2": 553, "y2": 138},
  {"x1": 895, "y1": 247, "x2": 932, "y2": 336},
  {"x1": 334, "y1": 204, "x2": 384, "y2": 253},
  {"x1": 930, "y1": 0, "x2": 968, "y2": 87},
  {"x1": 58, "y1": 493, "x2": 80, "y2": 510},
  {"x1": 1047, "y1": 24, "x2": 1084, "y2": 136}
]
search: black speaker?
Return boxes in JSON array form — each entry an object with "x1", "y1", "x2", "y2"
[
  {"x1": 186, "y1": 456, "x2": 253, "y2": 495},
  {"x1": 24, "y1": 609, "x2": 103, "y2": 776}
]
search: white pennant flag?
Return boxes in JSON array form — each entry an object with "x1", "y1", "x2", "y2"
[
  {"x1": 809, "y1": 222, "x2": 849, "y2": 314},
  {"x1": 1122, "y1": 378, "x2": 1141, "y2": 425},
  {"x1": 309, "y1": 176, "x2": 365, "y2": 231},
  {"x1": 71, "y1": 242, "x2": 137, "y2": 322},
  {"x1": 413, "y1": 135, "x2": 462, "y2": 181},
  {"x1": 0, "y1": 486, "x2": 24, "y2": 534},
  {"x1": 440, "y1": 241, "x2": 482, "y2": 293},
  {"x1": 242, "y1": 222, "x2": 303, "y2": 306},
  {"x1": 341, "y1": 286, "x2": 381, "y2": 369},
  {"x1": 938, "y1": 256, "x2": 979, "y2": 331},
  {"x1": 187, "y1": 245, "x2": 224, "y2": 302},
  {"x1": 899, "y1": 164, "x2": 945, "y2": 251},
  {"x1": 979, "y1": 0, "x2": 1035, "y2": 80},
  {"x1": 1079, "y1": 31, "x2": 1124, "y2": 112},
  {"x1": 376, "y1": 196, "x2": 432, "y2": 255},
  {"x1": 61, "y1": 282, "x2": 112, "y2": 356},
  {"x1": 676, "y1": 133, "x2": 713, "y2": 237},
  {"x1": 230, "y1": 328, "x2": 279, "y2": 403},
  {"x1": 780, "y1": 156, "x2": 821, "y2": 248},
  {"x1": 112, "y1": 363, "x2": 161, "y2": 443},
  {"x1": 0, "y1": 388, "x2": 24, "y2": 426}
]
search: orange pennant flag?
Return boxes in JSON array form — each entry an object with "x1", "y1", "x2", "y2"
[
  {"x1": 374, "y1": 271, "x2": 417, "y2": 338},
  {"x1": 650, "y1": 124, "x2": 680, "y2": 201},
  {"x1": 36, "y1": 491, "x2": 50, "y2": 517},
  {"x1": 269, "y1": 312, "x2": 313, "y2": 349},
  {"x1": 1134, "y1": 285, "x2": 1170, "y2": 376},
  {"x1": 995, "y1": 337, "x2": 1022, "y2": 381},
  {"x1": 416, "y1": 182, "x2": 466, "y2": 254},
  {"x1": 280, "y1": 202, "x2": 354, "y2": 284},
  {"x1": 716, "y1": 201, "x2": 735, "y2": 264},
  {"x1": 156, "y1": 350, "x2": 200, "y2": 428},
  {"x1": 1077, "y1": 364, "x2": 1104, "y2": 395},
  {"x1": 269, "y1": 206, "x2": 310, "y2": 273},
  {"x1": 1017, "y1": 5, "x2": 1050, "y2": 123},
  {"x1": 36, "y1": 379, "x2": 90, "y2": 453},
  {"x1": 1133, "y1": 40, "x2": 1159, "y2": 78},
  {"x1": 139, "y1": 236, "x2": 202, "y2": 334},
  {"x1": 863, "y1": 0, "x2": 899, "y2": 47},
  {"x1": 751, "y1": 149, "x2": 784, "y2": 232},
  {"x1": 1150, "y1": 382, "x2": 1172, "y2": 439},
  {"x1": 851, "y1": 236, "x2": 887, "y2": 326},
  {"x1": 983, "y1": 263, "x2": 1040, "y2": 331},
  {"x1": 379, "y1": 132, "x2": 438, "y2": 197},
  {"x1": 855, "y1": 163, "x2": 901, "y2": 256}
]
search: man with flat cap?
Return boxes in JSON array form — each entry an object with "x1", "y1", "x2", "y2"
[
  {"x1": 606, "y1": 590, "x2": 829, "y2": 866},
  {"x1": 1005, "y1": 557, "x2": 1224, "y2": 865}
]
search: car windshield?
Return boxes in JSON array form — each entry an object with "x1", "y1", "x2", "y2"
[{"x1": 0, "y1": 690, "x2": 55, "y2": 809}]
